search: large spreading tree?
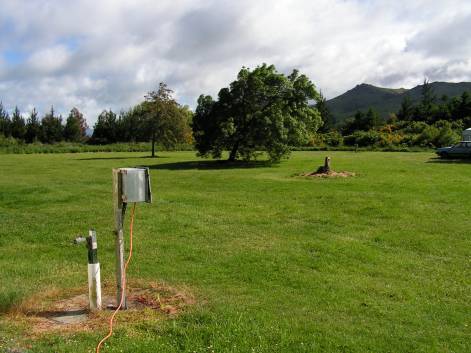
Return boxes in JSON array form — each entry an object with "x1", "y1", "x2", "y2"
[{"x1": 192, "y1": 64, "x2": 322, "y2": 162}]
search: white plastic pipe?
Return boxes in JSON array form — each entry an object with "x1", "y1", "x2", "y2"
[{"x1": 88, "y1": 263, "x2": 102, "y2": 310}]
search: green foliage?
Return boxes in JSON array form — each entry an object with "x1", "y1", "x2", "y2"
[
  {"x1": 326, "y1": 85, "x2": 471, "y2": 149},
  {"x1": 342, "y1": 108, "x2": 381, "y2": 134},
  {"x1": 402, "y1": 121, "x2": 429, "y2": 134},
  {"x1": 91, "y1": 109, "x2": 118, "y2": 144},
  {"x1": 143, "y1": 83, "x2": 192, "y2": 156},
  {"x1": 340, "y1": 120, "x2": 460, "y2": 149},
  {"x1": 2, "y1": 82, "x2": 191, "y2": 149},
  {"x1": 193, "y1": 64, "x2": 322, "y2": 162},
  {"x1": 344, "y1": 130, "x2": 382, "y2": 147},
  {"x1": 0, "y1": 139, "x2": 193, "y2": 154},
  {"x1": 316, "y1": 92, "x2": 335, "y2": 132},
  {"x1": 10, "y1": 106, "x2": 26, "y2": 140},
  {"x1": 40, "y1": 106, "x2": 64, "y2": 143},
  {"x1": 310, "y1": 131, "x2": 343, "y2": 147},
  {"x1": 25, "y1": 108, "x2": 41, "y2": 143},
  {"x1": 414, "y1": 79, "x2": 438, "y2": 122},
  {"x1": 414, "y1": 121, "x2": 460, "y2": 147},
  {"x1": 116, "y1": 106, "x2": 143, "y2": 142},
  {"x1": 0, "y1": 102, "x2": 11, "y2": 137},
  {"x1": 90, "y1": 84, "x2": 192, "y2": 155},
  {"x1": 327, "y1": 81, "x2": 471, "y2": 123},
  {"x1": 64, "y1": 107, "x2": 88, "y2": 142},
  {"x1": 397, "y1": 95, "x2": 414, "y2": 121}
]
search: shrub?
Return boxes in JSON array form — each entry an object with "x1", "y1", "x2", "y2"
[
  {"x1": 323, "y1": 131, "x2": 343, "y2": 146},
  {"x1": 344, "y1": 131, "x2": 382, "y2": 147}
]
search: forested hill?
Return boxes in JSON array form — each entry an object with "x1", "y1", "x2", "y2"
[{"x1": 326, "y1": 81, "x2": 471, "y2": 122}]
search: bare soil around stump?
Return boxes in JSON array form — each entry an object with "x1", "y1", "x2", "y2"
[{"x1": 299, "y1": 170, "x2": 356, "y2": 178}]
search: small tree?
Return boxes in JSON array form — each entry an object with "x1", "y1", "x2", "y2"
[
  {"x1": 64, "y1": 107, "x2": 88, "y2": 142},
  {"x1": 0, "y1": 102, "x2": 11, "y2": 137},
  {"x1": 192, "y1": 64, "x2": 322, "y2": 162},
  {"x1": 117, "y1": 106, "x2": 147, "y2": 142},
  {"x1": 416, "y1": 79, "x2": 437, "y2": 122},
  {"x1": 397, "y1": 95, "x2": 415, "y2": 121},
  {"x1": 10, "y1": 106, "x2": 26, "y2": 140},
  {"x1": 143, "y1": 83, "x2": 188, "y2": 157},
  {"x1": 457, "y1": 91, "x2": 471, "y2": 120},
  {"x1": 364, "y1": 108, "x2": 381, "y2": 129},
  {"x1": 25, "y1": 108, "x2": 41, "y2": 143},
  {"x1": 91, "y1": 110, "x2": 118, "y2": 144},
  {"x1": 342, "y1": 108, "x2": 381, "y2": 134},
  {"x1": 41, "y1": 106, "x2": 64, "y2": 143},
  {"x1": 316, "y1": 92, "x2": 335, "y2": 132}
]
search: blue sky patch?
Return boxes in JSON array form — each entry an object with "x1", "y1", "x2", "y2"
[{"x1": 3, "y1": 50, "x2": 28, "y2": 65}]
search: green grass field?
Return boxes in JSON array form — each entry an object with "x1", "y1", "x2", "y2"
[{"x1": 0, "y1": 151, "x2": 469, "y2": 352}]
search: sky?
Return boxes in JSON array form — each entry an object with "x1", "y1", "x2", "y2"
[{"x1": 1, "y1": 0, "x2": 471, "y2": 125}]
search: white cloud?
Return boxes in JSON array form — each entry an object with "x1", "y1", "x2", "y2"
[
  {"x1": 27, "y1": 45, "x2": 71, "y2": 73},
  {"x1": 0, "y1": 0, "x2": 470, "y2": 124}
]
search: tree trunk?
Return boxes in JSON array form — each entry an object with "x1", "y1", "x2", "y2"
[
  {"x1": 151, "y1": 130, "x2": 156, "y2": 158},
  {"x1": 228, "y1": 141, "x2": 239, "y2": 161}
]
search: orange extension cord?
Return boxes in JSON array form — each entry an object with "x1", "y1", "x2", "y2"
[{"x1": 96, "y1": 203, "x2": 136, "y2": 353}]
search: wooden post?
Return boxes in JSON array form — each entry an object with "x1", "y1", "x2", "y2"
[
  {"x1": 112, "y1": 169, "x2": 127, "y2": 309},
  {"x1": 87, "y1": 229, "x2": 102, "y2": 310}
]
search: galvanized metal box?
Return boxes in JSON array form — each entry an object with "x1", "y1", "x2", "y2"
[{"x1": 119, "y1": 168, "x2": 152, "y2": 203}]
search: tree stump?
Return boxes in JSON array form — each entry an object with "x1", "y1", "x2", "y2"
[{"x1": 316, "y1": 156, "x2": 331, "y2": 174}]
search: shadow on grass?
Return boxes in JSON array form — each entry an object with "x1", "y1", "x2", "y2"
[
  {"x1": 146, "y1": 160, "x2": 273, "y2": 170},
  {"x1": 427, "y1": 157, "x2": 471, "y2": 164},
  {"x1": 78, "y1": 155, "x2": 169, "y2": 161}
]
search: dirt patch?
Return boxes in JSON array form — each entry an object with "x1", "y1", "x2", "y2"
[
  {"x1": 4, "y1": 280, "x2": 194, "y2": 336},
  {"x1": 298, "y1": 156, "x2": 355, "y2": 178},
  {"x1": 300, "y1": 170, "x2": 355, "y2": 178}
]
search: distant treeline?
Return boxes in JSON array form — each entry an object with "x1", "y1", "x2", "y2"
[
  {"x1": 2, "y1": 79, "x2": 471, "y2": 154},
  {"x1": 315, "y1": 81, "x2": 471, "y2": 148},
  {"x1": 0, "y1": 83, "x2": 193, "y2": 151},
  {"x1": 0, "y1": 105, "x2": 88, "y2": 144}
]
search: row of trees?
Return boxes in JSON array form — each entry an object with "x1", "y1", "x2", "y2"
[
  {"x1": 396, "y1": 87, "x2": 471, "y2": 124},
  {"x1": 91, "y1": 83, "x2": 192, "y2": 156},
  {"x1": 3, "y1": 69, "x2": 471, "y2": 159},
  {"x1": 1, "y1": 65, "x2": 322, "y2": 161},
  {"x1": 0, "y1": 83, "x2": 193, "y2": 156},
  {"x1": 0, "y1": 104, "x2": 88, "y2": 143}
]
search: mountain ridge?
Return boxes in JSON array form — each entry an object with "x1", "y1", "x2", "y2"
[{"x1": 326, "y1": 81, "x2": 471, "y2": 123}]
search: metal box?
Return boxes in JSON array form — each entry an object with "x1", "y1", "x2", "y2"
[{"x1": 119, "y1": 168, "x2": 152, "y2": 203}]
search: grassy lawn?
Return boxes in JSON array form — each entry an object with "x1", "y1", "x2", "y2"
[{"x1": 0, "y1": 151, "x2": 469, "y2": 352}]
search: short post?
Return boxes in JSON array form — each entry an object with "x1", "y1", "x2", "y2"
[
  {"x1": 87, "y1": 229, "x2": 102, "y2": 311},
  {"x1": 112, "y1": 168, "x2": 152, "y2": 309},
  {"x1": 112, "y1": 169, "x2": 127, "y2": 309}
]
